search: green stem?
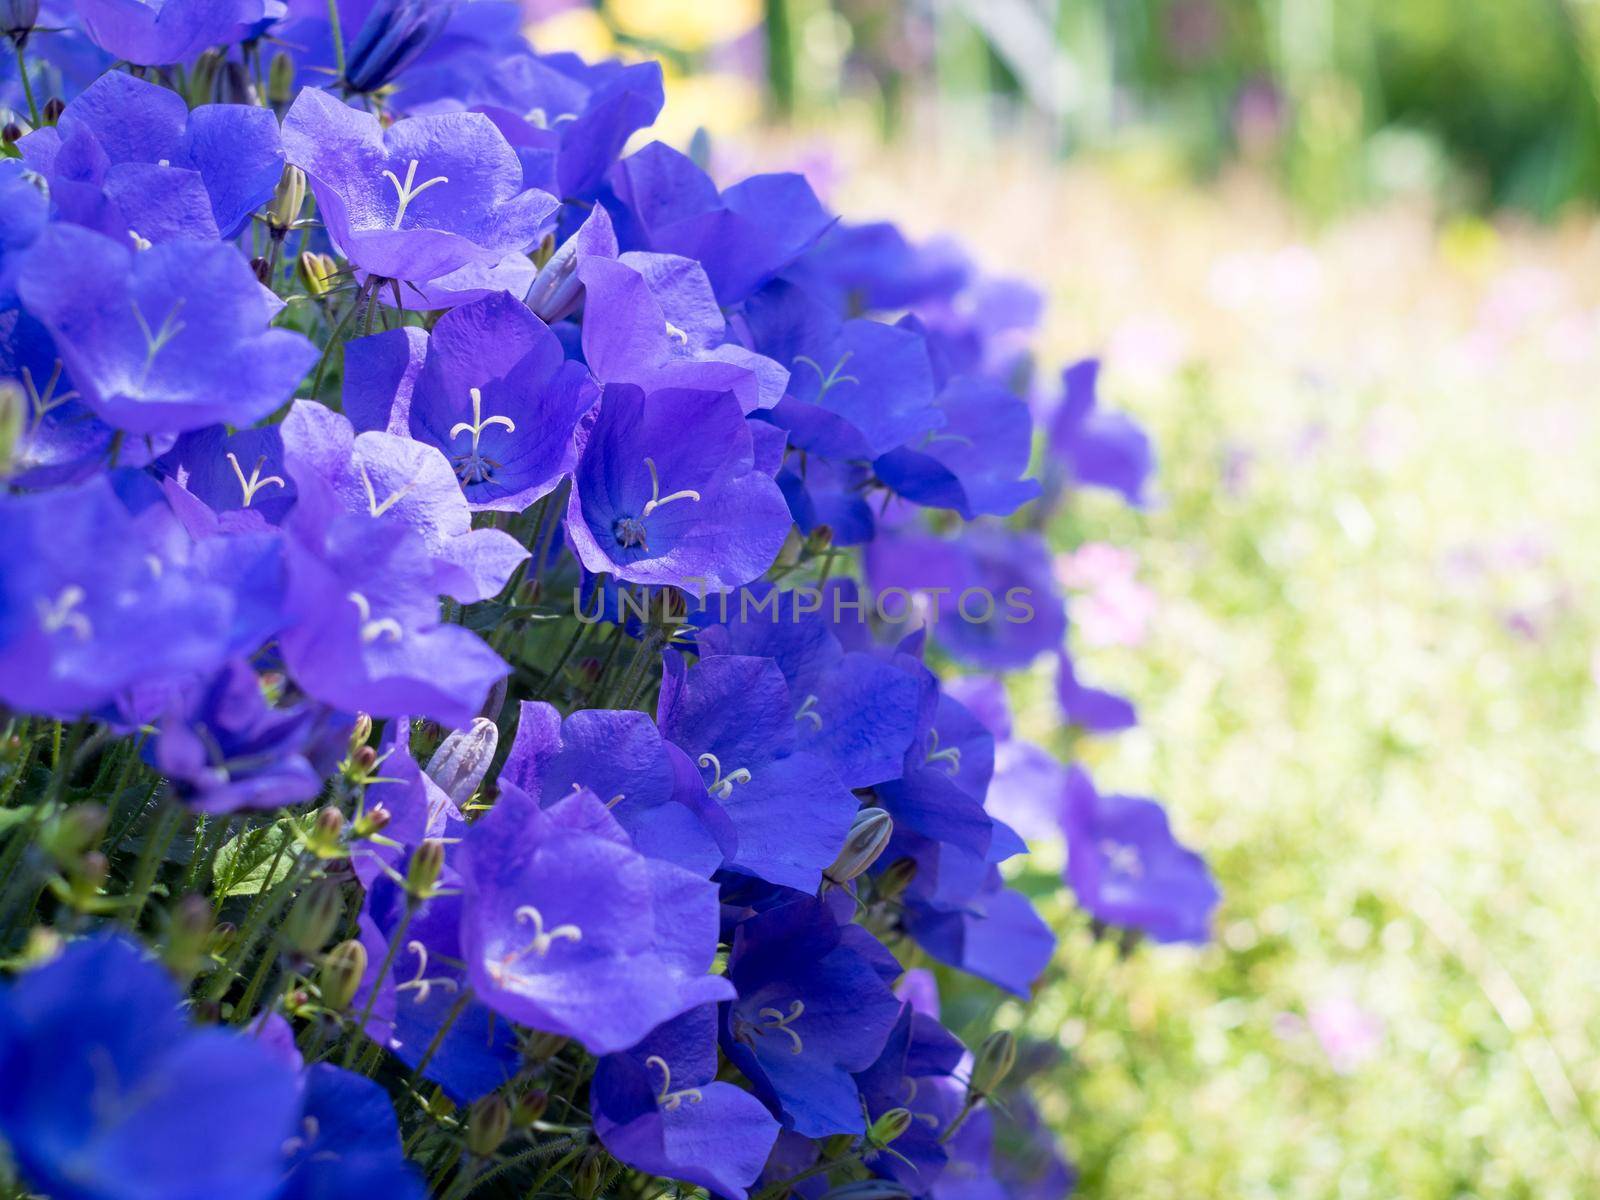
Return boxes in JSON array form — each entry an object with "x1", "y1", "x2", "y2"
[
  {"x1": 11, "y1": 40, "x2": 39, "y2": 128},
  {"x1": 326, "y1": 0, "x2": 346, "y2": 81},
  {"x1": 534, "y1": 619, "x2": 590, "y2": 701},
  {"x1": 524, "y1": 1146, "x2": 582, "y2": 1198},
  {"x1": 126, "y1": 800, "x2": 185, "y2": 925}
]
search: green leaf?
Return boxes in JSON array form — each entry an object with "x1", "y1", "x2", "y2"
[{"x1": 212, "y1": 821, "x2": 298, "y2": 898}]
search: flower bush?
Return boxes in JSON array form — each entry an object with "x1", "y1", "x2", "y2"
[{"x1": 0, "y1": 5, "x2": 1218, "y2": 1198}]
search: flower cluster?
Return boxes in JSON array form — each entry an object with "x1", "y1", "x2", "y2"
[{"x1": 0, "y1": 4, "x2": 1217, "y2": 1198}]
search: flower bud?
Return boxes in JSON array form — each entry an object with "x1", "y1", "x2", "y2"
[
  {"x1": 250, "y1": 256, "x2": 272, "y2": 286},
  {"x1": 297, "y1": 251, "x2": 338, "y2": 297},
  {"x1": 267, "y1": 51, "x2": 296, "y2": 108},
  {"x1": 526, "y1": 234, "x2": 584, "y2": 323},
  {"x1": 1, "y1": 122, "x2": 21, "y2": 146},
  {"x1": 466, "y1": 1094, "x2": 511, "y2": 1156},
  {"x1": 42, "y1": 802, "x2": 106, "y2": 867},
  {"x1": 478, "y1": 675, "x2": 507, "y2": 722},
  {"x1": 572, "y1": 1148, "x2": 607, "y2": 1200},
  {"x1": 866, "y1": 1106, "x2": 912, "y2": 1146},
  {"x1": 350, "y1": 712, "x2": 373, "y2": 749},
  {"x1": 2, "y1": 0, "x2": 41, "y2": 45},
  {"x1": 524, "y1": 1031, "x2": 569, "y2": 1061},
  {"x1": 268, "y1": 164, "x2": 306, "y2": 235},
  {"x1": 320, "y1": 938, "x2": 367, "y2": 1011},
  {"x1": 352, "y1": 745, "x2": 379, "y2": 773},
  {"x1": 74, "y1": 850, "x2": 109, "y2": 892},
  {"x1": 425, "y1": 717, "x2": 498, "y2": 807},
  {"x1": 186, "y1": 49, "x2": 221, "y2": 105},
  {"x1": 40, "y1": 97, "x2": 64, "y2": 125},
  {"x1": 308, "y1": 806, "x2": 346, "y2": 853},
  {"x1": 352, "y1": 802, "x2": 391, "y2": 839},
  {"x1": 804, "y1": 524, "x2": 834, "y2": 556},
  {"x1": 874, "y1": 855, "x2": 918, "y2": 901},
  {"x1": 164, "y1": 895, "x2": 213, "y2": 978},
  {"x1": 283, "y1": 878, "x2": 344, "y2": 957},
  {"x1": 208, "y1": 921, "x2": 238, "y2": 956},
  {"x1": 967, "y1": 1030, "x2": 1016, "y2": 1099},
  {"x1": 824, "y1": 807, "x2": 893, "y2": 886},
  {"x1": 0, "y1": 379, "x2": 19, "y2": 476},
  {"x1": 209, "y1": 59, "x2": 257, "y2": 106},
  {"x1": 511, "y1": 1088, "x2": 548, "y2": 1128},
  {"x1": 405, "y1": 838, "x2": 445, "y2": 899}
]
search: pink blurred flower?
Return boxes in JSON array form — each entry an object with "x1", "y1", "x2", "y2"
[
  {"x1": 1056, "y1": 542, "x2": 1156, "y2": 648},
  {"x1": 1308, "y1": 994, "x2": 1384, "y2": 1074}
]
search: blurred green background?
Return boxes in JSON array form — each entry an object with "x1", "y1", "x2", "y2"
[{"x1": 533, "y1": 3, "x2": 1600, "y2": 1196}]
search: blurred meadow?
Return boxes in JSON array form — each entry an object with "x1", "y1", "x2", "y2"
[{"x1": 539, "y1": 3, "x2": 1600, "y2": 1196}]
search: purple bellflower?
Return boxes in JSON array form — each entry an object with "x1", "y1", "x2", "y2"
[
  {"x1": 1047, "y1": 358, "x2": 1154, "y2": 507},
  {"x1": 19, "y1": 71, "x2": 283, "y2": 244},
  {"x1": 592, "y1": 1004, "x2": 780, "y2": 1200},
  {"x1": 0, "y1": 936, "x2": 301, "y2": 1200},
  {"x1": 656, "y1": 649, "x2": 859, "y2": 892},
  {"x1": 74, "y1": 0, "x2": 258, "y2": 65},
  {"x1": 281, "y1": 87, "x2": 557, "y2": 287},
  {"x1": 1062, "y1": 765, "x2": 1220, "y2": 943},
  {"x1": 721, "y1": 897, "x2": 902, "y2": 1138},
  {"x1": 279, "y1": 1064, "x2": 427, "y2": 1199},
  {"x1": 605, "y1": 142, "x2": 833, "y2": 305},
  {"x1": 16, "y1": 224, "x2": 315, "y2": 436},
  {"x1": 564, "y1": 383, "x2": 791, "y2": 590},
  {"x1": 460, "y1": 784, "x2": 733, "y2": 1055}
]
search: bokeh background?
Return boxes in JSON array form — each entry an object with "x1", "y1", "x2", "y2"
[{"x1": 534, "y1": 3, "x2": 1600, "y2": 1196}]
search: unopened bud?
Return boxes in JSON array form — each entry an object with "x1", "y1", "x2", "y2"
[
  {"x1": 466, "y1": 1094, "x2": 511, "y2": 1156},
  {"x1": 268, "y1": 164, "x2": 306, "y2": 235},
  {"x1": 267, "y1": 50, "x2": 296, "y2": 108},
  {"x1": 297, "y1": 250, "x2": 338, "y2": 297},
  {"x1": 250, "y1": 255, "x2": 272, "y2": 286},
  {"x1": 511, "y1": 1088, "x2": 548, "y2": 1128},
  {"x1": 187, "y1": 49, "x2": 220, "y2": 105},
  {"x1": 74, "y1": 850, "x2": 109, "y2": 891},
  {"x1": 307, "y1": 806, "x2": 346, "y2": 856},
  {"x1": 210, "y1": 59, "x2": 257, "y2": 106},
  {"x1": 352, "y1": 802, "x2": 391, "y2": 839},
  {"x1": 164, "y1": 894, "x2": 214, "y2": 977},
  {"x1": 479, "y1": 676, "x2": 507, "y2": 722},
  {"x1": 42, "y1": 802, "x2": 106, "y2": 866},
  {"x1": 283, "y1": 878, "x2": 344, "y2": 957},
  {"x1": 573, "y1": 1148, "x2": 607, "y2": 1200},
  {"x1": 352, "y1": 745, "x2": 378, "y2": 773},
  {"x1": 405, "y1": 838, "x2": 445, "y2": 899},
  {"x1": 525, "y1": 233, "x2": 584, "y2": 323},
  {"x1": 874, "y1": 856, "x2": 918, "y2": 901},
  {"x1": 320, "y1": 938, "x2": 367, "y2": 1011},
  {"x1": 825, "y1": 807, "x2": 893, "y2": 886},
  {"x1": 208, "y1": 921, "x2": 238, "y2": 955},
  {"x1": 40, "y1": 97, "x2": 64, "y2": 124},
  {"x1": 968, "y1": 1030, "x2": 1016, "y2": 1099},
  {"x1": 1, "y1": 122, "x2": 21, "y2": 146},
  {"x1": 805, "y1": 524, "x2": 834, "y2": 555},
  {"x1": 351, "y1": 712, "x2": 373, "y2": 748},
  {"x1": 525, "y1": 1031, "x2": 569, "y2": 1061},
  {"x1": 866, "y1": 1106, "x2": 912, "y2": 1146},
  {"x1": 1, "y1": 0, "x2": 41, "y2": 45},
  {"x1": 425, "y1": 717, "x2": 498, "y2": 806}
]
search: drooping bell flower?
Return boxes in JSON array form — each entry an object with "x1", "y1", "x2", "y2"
[
  {"x1": 281, "y1": 87, "x2": 557, "y2": 287},
  {"x1": 0, "y1": 936, "x2": 301, "y2": 1200},
  {"x1": 15, "y1": 224, "x2": 316, "y2": 436},
  {"x1": 460, "y1": 784, "x2": 733, "y2": 1055},
  {"x1": 851, "y1": 1004, "x2": 967, "y2": 1190},
  {"x1": 604, "y1": 141, "x2": 833, "y2": 305},
  {"x1": 1061, "y1": 765, "x2": 1219, "y2": 943},
  {"x1": 18, "y1": 71, "x2": 283, "y2": 244},
  {"x1": 720, "y1": 897, "x2": 902, "y2": 1138},
  {"x1": 592, "y1": 1004, "x2": 780, "y2": 1200},
  {"x1": 563, "y1": 383, "x2": 791, "y2": 590},
  {"x1": 656, "y1": 649, "x2": 859, "y2": 892}
]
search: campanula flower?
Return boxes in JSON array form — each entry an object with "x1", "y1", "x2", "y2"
[
  {"x1": 578, "y1": 249, "x2": 787, "y2": 413},
  {"x1": 347, "y1": 292, "x2": 597, "y2": 511},
  {"x1": 502, "y1": 700, "x2": 732, "y2": 878},
  {"x1": 852, "y1": 1004, "x2": 967, "y2": 1189},
  {"x1": 461, "y1": 785, "x2": 733, "y2": 1054},
  {"x1": 902, "y1": 869, "x2": 1055, "y2": 997},
  {"x1": 281, "y1": 87, "x2": 558, "y2": 286},
  {"x1": 0, "y1": 936, "x2": 301, "y2": 1200},
  {"x1": 656, "y1": 650, "x2": 859, "y2": 892},
  {"x1": 1061, "y1": 765, "x2": 1219, "y2": 943},
  {"x1": 279, "y1": 1064, "x2": 427, "y2": 1199},
  {"x1": 158, "y1": 425, "x2": 297, "y2": 526},
  {"x1": 592, "y1": 1004, "x2": 780, "y2": 1200},
  {"x1": 605, "y1": 142, "x2": 833, "y2": 305},
  {"x1": 721, "y1": 897, "x2": 902, "y2": 1137},
  {"x1": 18, "y1": 71, "x2": 283, "y2": 244},
  {"x1": 1047, "y1": 357, "x2": 1154, "y2": 507},
  {"x1": 74, "y1": 0, "x2": 260, "y2": 65},
  {"x1": 0, "y1": 476, "x2": 232, "y2": 715},
  {"x1": 16, "y1": 224, "x2": 316, "y2": 436},
  {"x1": 564, "y1": 383, "x2": 791, "y2": 590},
  {"x1": 1056, "y1": 650, "x2": 1138, "y2": 733}
]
